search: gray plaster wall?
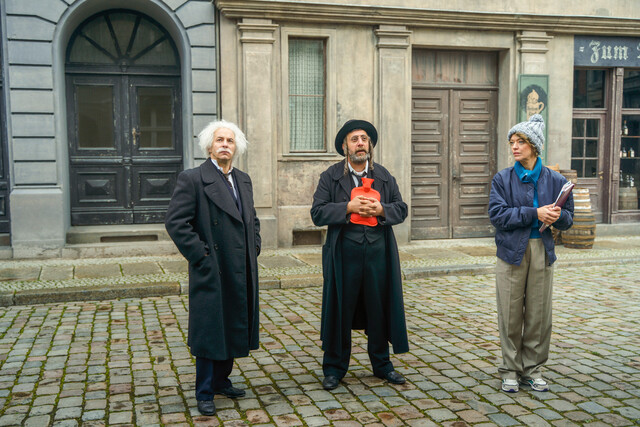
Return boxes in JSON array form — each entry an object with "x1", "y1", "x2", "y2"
[{"x1": 2, "y1": 0, "x2": 218, "y2": 256}]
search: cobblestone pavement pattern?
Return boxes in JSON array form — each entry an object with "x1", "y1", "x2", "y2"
[{"x1": 0, "y1": 264, "x2": 638, "y2": 426}]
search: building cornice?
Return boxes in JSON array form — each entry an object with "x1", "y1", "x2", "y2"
[{"x1": 215, "y1": 0, "x2": 640, "y2": 36}]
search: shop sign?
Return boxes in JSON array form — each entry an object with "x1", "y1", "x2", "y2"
[{"x1": 575, "y1": 35, "x2": 640, "y2": 67}]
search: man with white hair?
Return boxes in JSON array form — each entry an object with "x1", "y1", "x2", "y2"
[{"x1": 165, "y1": 120, "x2": 261, "y2": 416}]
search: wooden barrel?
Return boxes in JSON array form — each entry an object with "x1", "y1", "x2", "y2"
[
  {"x1": 618, "y1": 187, "x2": 638, "y2": 210},
  {"x1": 562, "y1": 188, "x2": 596, "y2": 249},
  {"x1": 559, "y1": 169, "x2": 578, "y2": 185},
  {"x1": 551, "y1": 227, "x2": 562, "y2": 245}
]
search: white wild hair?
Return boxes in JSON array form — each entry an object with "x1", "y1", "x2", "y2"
[{"x1": 198, "y1": 120, "x2": 248, "y2": 157}]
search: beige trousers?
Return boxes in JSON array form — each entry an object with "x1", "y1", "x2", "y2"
[{"x1": 495, "y1": 239, "x2": 553, "y2": 380}]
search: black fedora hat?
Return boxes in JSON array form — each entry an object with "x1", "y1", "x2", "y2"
[{"x1": 334, "y1": 119, "x2": 378, "y2": 156}]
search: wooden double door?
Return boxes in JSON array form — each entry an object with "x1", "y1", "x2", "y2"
[
  {"x1": 411, "y1": 88, "x2": 497, "y2": 239},
  {"x1": 67, "y1": 75, "x2": 182, "y2": 225}
]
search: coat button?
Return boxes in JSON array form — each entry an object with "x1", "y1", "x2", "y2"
[
  {"x1": 214, "y1": 244, "x2": 219, "y2": 250},
  {"x1": 213, "y1": 220, "x2": 218, "y2": 225},
  {"x1": 218, "y1": 270, "x2": 222, "y2": 275}
]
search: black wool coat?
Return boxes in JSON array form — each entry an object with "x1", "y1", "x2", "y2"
[
  {"x1": 310, "y1": 160, "x2": 410, "y2": 354},
  {"x1": 165, "y1": 159, "x2": 261, "y2": 360}
]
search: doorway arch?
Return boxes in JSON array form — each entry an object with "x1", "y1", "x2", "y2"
[{"x1": 66, "y1": 9, "x2": 182, "y2": 225}]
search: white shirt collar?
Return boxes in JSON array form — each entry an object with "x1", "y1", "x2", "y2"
[
  {"x1": 211, "y1": 158, "x2": 233, "y2": 175},
  {"x1": 347, "y1": 160, "x2": 369, "y2": 176}
]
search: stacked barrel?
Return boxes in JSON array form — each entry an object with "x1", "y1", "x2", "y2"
[{"x1": 558, "y1": 169, "x2": 595, "y2": 249}]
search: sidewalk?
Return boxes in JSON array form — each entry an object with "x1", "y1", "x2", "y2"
[{"x1": 1, "y1": 235, "x2": 639, "y2": 307}]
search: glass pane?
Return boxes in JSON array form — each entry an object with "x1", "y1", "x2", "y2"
[
  {"x1": 585, "y1": 139, "x2": 598, "y2": 157},
  {"x1": 289, "y1": 38, "x2": 325, "y2": 151},
  {"x1": 623, "y1": 69, "x2": 640, "y2": 108},
  {"x1": 571, "y1": 159, "x2": 583, "y2": 177},
  {"x1": 436, "y1": 51, "x2": 465, "y2": 84},
  {"x1": 109, "y1": 12, "x2": 138, "y2": 56},
  {"x1": 573, "y1": 69, "x2": 605, "y2": 108},
  {"x1": 69, "y1": 34, "x2": 114, "y2": 64},
  {"x1": 572, "y1": 119, "x2": 584, "y2": 137},
  {"x1": 584, "y1": 159, "x2": 597, "y2": 178},
  {"x1": 623, "y1": 114, "x2": 640, "y2": 137},
  {"x1": 133, "y1": 39, "x2": 177, "y2": 66},
  {"x1": 138, "y1": 87, "x2": 173, "y2": 149},
  {"x1": 571, "y1": 139, "x2": 584, "y2": 157},
  {"x1": 77, "y1": 85, "x2": 115, "y2": 149},
  {"x1": 130, "y1": 20, "x2": 177, "y2": 66},
  {"x1": 290, "y1": 96, "x2": 324, "y2": 151},
  {"x1": 412, "y1": 50, "x2": 436, "y2": 82},
  {"x1": 289, "y1": 39, "x2": 324, "y2": 95},
  {"x1": 466, "y1": 52, "x2": 497, "y2": 85},
  {"x1": 585, "y1": 119, "x2": 599, "y2": 137},
  {"x1": 81, "y1": 16, "x2": 117, "y2": 58}
]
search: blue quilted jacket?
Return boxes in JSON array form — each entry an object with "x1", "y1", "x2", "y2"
[{"x1": 489, "y1": 165, "x2": 574, "y2": 266}]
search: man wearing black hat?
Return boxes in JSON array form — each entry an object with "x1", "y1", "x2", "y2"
[{"x1": 310, "y1": 119, "x2": 409, "y2": 390}]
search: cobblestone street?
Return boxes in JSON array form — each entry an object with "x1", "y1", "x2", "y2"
[{"x1": 0, "y1": 264, "x2": 638, "y2": 426}]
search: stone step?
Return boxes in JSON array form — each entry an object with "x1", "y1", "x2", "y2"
[{"x1": 66, "y1": 224, "x2": 173, "y2": 244}]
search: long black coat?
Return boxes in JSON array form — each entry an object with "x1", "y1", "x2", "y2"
[
  {"x1": 165, "y1": 159, "x2": 261, "y2": 360},
  {"x1": 310, "y1": 160, "x2": 409, "y2": 354}
]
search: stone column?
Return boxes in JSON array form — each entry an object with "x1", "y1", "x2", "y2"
[
  {"x1": 238, "y1": 19, "x2": 278, "y2": 248},
  {"x1": 517, "y1": 31, "x2": 554, "y2": 165},
  {"x1": 375, "y1": 25, "x2": 412, "y2": 243},
  {"x1": 517, "y1": 31, "x2": 553, "y2": 74}
]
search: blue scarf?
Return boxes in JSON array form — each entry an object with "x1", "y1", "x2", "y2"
[{"x1": 515, "y1": 158, "x2": 542, "y2": 238}]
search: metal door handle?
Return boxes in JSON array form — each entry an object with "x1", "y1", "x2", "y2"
[
  {"x1": 598, "y1": 171, "x2": 603, "y2": 180},
  {"x1": 452, "y1": 169, "x2": 458, "y2": 180},
  {"x1": 132, "y1": 128, "x2": 140, "y2": 145}
]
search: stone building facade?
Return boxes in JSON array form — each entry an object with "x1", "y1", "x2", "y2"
[
  {"x1": 0, "y1": 0, "x2": 639, "y2": 256},
  {"x1": 216, "y1": 0, "x2": 640, "y2": 247}
]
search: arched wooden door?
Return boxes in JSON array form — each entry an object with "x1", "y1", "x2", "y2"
[{"x1": 66, "y1": 10, "x2": 182, "y2": 225}]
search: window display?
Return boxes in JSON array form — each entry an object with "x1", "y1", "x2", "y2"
[{"x1": 619, "y1": 115, "x2": 640, "y2": 210}]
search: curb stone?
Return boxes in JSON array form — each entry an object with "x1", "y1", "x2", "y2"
[
  {"x1": 0, "y1": 253, "x2": 636, "y2": 306},
  {"x1": 0, "y1": 281, "x2": 180, "y2": 307}
]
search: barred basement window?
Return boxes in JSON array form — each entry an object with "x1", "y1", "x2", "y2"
[{"x1": 289, "y1": 38, "x2": 326, "y2": 152}]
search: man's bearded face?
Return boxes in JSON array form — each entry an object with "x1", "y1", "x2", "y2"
[{"x1": 345, "y1": 130, "x2": 371, "y2": 164}]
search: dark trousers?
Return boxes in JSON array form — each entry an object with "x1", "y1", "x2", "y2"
[
  {"x1": 195, "y1": 357, "x2": 233, "y2": 401},
  {"x1": 323, "y1": 235, "x2": 393, "y2": 379}
]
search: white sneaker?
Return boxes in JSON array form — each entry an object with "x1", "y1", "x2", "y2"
[
  {"x1": 501, "y1": 379, "x2": 519, "y2": 393},
  {"x1": 520, "y1": 377, "x2": 549, "y2": 392}
]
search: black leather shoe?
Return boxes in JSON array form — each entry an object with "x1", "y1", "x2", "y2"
[
  {"x1": 214, "y1": 386, "x2": 246, "y2": 398},
  {"x1": 383, "y1": 370, "x2": 406, "y2": 385},
  {"x1": 197, "y1": 400, "x2": 216, "y2": 416},
  {"x1": 322, "y1": 375, "x2": 339, "y2": 390}
]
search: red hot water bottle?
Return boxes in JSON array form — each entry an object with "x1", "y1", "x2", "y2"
[{"x1": 350, "y1": 177, "x2": 380, "y2": 227}]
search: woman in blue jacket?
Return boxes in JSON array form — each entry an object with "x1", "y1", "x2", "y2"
[{"x1": 488, "y1": 114, "x2": 574, "y2": 393}]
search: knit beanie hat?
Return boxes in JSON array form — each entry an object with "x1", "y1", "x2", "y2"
[{"x1": 508, "y1": 114, "x2": 545, "y2": 155}]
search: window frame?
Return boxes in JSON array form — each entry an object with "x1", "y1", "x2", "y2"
[
  {"x1": 280, "y1": 27, "x2": 337, "y2": 160},
  {"x1": 570, "y1": 118, "x2": 600, "y2": 178}
]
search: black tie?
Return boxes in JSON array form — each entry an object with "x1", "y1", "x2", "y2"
[
  {"x1": 223, "y1": 172, "x2": 234, "y2": 192},
  {"x1": 352, "y1": 171, "x2": 366, "y2": 187},
  {"x1": 216, "y1": 168, "x2": 242, "y2": 215}
]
